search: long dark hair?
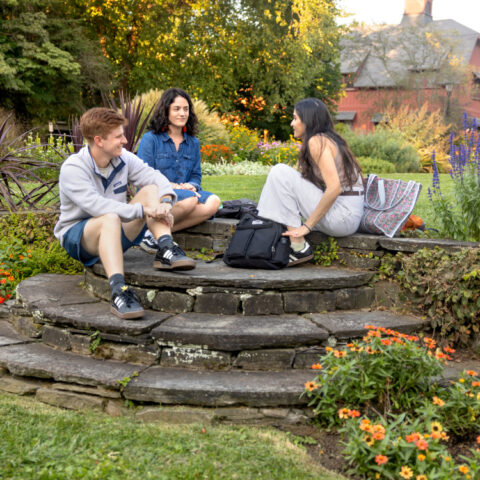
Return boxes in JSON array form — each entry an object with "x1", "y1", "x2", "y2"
[
  {"x1": 148, "y1": 87, "x2": 199, "y2": 136},
  {"x1": 295, "y1": 98, "x2": 361, "y2": 189}
]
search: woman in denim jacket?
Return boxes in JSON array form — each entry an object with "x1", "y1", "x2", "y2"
[{"x1": 137, "y1": 88, "x2": 220, "y2": 252}]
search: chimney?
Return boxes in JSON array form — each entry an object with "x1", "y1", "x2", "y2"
[{"x1": 401, "y1": 0, "x2": 433, "y2": 25}]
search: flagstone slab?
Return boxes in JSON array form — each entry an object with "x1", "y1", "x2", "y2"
[
  {"x1": 0, "y1": 320, "x2": 31, "y2": 346},
  {"x1": 90, "y1": 249, "x2": 374, "y2": 291},
  {"x1": 124, "y1": 366, "x2": 312, "y2": 407},
  {"x1": 16, "y1": 274, "x2": 99, "y2": 307},
  {"x1": 151, "y1": 313, "x2": 329, "y2": 351},
  {"x1": 308, "y1": 310, "x2": 429, "y2": 339},
  {"x1": 378, "y1": 237, "x2": 478, "y2": 253},
  {"x1": 17, "y1": 274, "x2": 171, "y2": 335},
  {"x1": 0, "y1": 343, "x2": 142, "y2": 388}
]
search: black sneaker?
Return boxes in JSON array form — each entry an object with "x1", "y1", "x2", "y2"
[
  {"x1": 139, "y1": 231, "x2": 158, "y2": 254},
  {"x1": 287, "y1": 242, "x2": 314, "y2": 267},
  {"x1": 110, "y1": 286, "x2": 145, "y2": 319},
  {"x1": 154, "y1": 242, "x2": 196, "y2": 270}
]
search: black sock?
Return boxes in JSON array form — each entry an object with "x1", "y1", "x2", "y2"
[
  {"x1": 109, "y1": 273, "x2": 125, "y2": 296},
  {"x1": 157, "y1": 234, "x2": 173, "y2": 247}
]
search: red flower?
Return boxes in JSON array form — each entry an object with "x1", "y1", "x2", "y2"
[{"x1": 375, "y1": 454, "x2": 388, "y2": 465}]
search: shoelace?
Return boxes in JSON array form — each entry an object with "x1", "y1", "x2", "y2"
[{"x1": 119, "y1": 288, "x2": 141, "y2": 306}]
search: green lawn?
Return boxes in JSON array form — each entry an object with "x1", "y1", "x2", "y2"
[
  {"x1": 0, "y1": 393, "x2": 344, "y2": 480},
  {"x1": 204, "y1": 172, "x2": 447, "y2": 229}
]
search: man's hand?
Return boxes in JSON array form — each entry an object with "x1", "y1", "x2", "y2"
[{"x1": 144, "y1": 204, "x2": 174, "y2": 227}]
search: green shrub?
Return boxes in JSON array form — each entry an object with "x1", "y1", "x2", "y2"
[
  {"x1": 0, "y1": 211, "x2": 82, "y2": 298},
  {"x1": 357, "y1": 156, "x2": 395, "y2": 174},
  {"x1": 343, "y1": 128, "x2": 421, "y2": 172},
  {"x1": 304, "y1": 326, "x2": 446, "y2": 426},
  {"x1": 380, "y1": 247, "x2": 480, "y2": 344},
  {"x1": 228, "y1": 125, "x2": 261, "y2": 162}
]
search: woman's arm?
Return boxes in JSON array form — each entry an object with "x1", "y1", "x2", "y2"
[{"x1": 283, "y1": 136, "x2": 342, "y2": 238}]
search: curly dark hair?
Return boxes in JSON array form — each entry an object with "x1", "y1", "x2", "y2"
[
  {"x1": 148, "y1": 87, "x2": 199, "y2": 136},
  {"x1": 295, "y1": 98, "x2": 362, "y2": 189}
]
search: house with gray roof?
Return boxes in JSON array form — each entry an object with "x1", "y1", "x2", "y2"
[{"x1": 336, "y1": 0, "x2": 480, "y2": 130}]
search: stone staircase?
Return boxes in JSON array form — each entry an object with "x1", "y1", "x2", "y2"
[
  {"x1": 0, "y1": 251, "x2": 433, "y2": 425},
  {"x1": 2, "y1": 219, "x2": 478, "y2": 424}
]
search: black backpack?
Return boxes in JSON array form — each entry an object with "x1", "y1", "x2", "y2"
[{"x1": 223, "y1": 212, "x2": 291, "y2": 269}]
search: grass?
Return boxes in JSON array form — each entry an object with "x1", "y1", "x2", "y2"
[
  {"x1": 204, "y1": 172, "x2": 448, "y2": 229},
  {"x1": 0, "y1": 393, "x2": 344, "y2": 480}
]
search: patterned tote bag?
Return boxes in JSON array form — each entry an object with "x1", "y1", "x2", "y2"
[{"x1": 359, "y1": 174, "x2": 422, "y2": 238}]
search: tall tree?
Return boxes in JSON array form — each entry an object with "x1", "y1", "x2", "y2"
[
  {"x1": 0, "y1": 0, "x2": 112, "y2": 123},
  {"x1": 73, "y1": 0, "x2": 344, "y2": 137}
]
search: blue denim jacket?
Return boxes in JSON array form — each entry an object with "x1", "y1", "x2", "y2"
[{"x1": 137, "y1": 131, "x2": 202, "y2": 191}]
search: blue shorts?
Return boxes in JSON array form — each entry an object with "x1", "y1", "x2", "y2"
[
  {"x1": 174, "y1": 188, "x2": 215, "y2": 204},
  {"x1": 62, "y1": 218, "x2": 147, "y2": 267}
]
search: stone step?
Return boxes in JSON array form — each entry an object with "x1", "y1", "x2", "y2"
[
  {"x1": 0, "y1": 340, "x2": 311, "y2": 407},
  {"x1": 84, "y1": 249, "x2": 375, "y2": 315},
  {"x1": 10, "y1": 274, "x2": 429, "y2": 371}
]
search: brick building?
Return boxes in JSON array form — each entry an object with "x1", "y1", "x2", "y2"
[{"x1": 336, "y1": 0, "x2": 480, "y2": 130}]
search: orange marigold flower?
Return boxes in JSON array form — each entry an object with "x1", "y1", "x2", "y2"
[
  {"x1": 443, "y1": 346, "x2": 455, "y2": 354},
  {"x1": 8, "y1": 276, "x2": 14, "y2": 281},
  {"x1": 476, "y1": 435, "x2": 480, "y2": 444},
  {"x1": 368, "y1": 330, "x2": 381, "y2": 337},
  {"x1": 381, "y1": 338, "x2": 392, "y2": 346},
  {"x1": 346, "y1": 343, "x2": 354, "y2": 348},
  {"x1": 459, "y1": 465, "x2": 469, "y2": 474},
  {"x1": 416, "y1": 475, "x2": 427, "y2": 480},
  {"x1": 0, "y1": 297, "x2": 4, "y2": 304},
  {"x1": 304, "y1": 381, "x2": 318, "y2": 392},
  {"x1": 311, "y1": 363, "x2": 322, "y2": 370},
  {"x1": 415, "y1": 438, "x2": 429, "y2": 451},
  {"x1": 472, "y1": 382, "x2": 480, "y2": 387},
  {"x1": 399, "y1": 465, "x2": 414, "y2": 479},
  {"x1": 366, "y1": 346, "x2": 376, "y2": 354},
  {"x1": 375, "y1": 454, "x2": 388, "y2": 465},
  {"x1": 359, "y1": 419, "x2": 372, "y2": 432},
  {"x1": 0, "y1": 279, "x2": 5, "y2": 284},
  {"x1": 348, "y1": 409, "x2": 361, "y2": 418},
  {"x1": 19, "y1": 255, "x2": 24, "y2": 260},
  {"x1": 364, "y1": 325, "x2": 377, "y2": 330},
  {"x1": 441, "y1": 432, "x2": 449, "y2": 441},
  {"x1": 325, "y1": 347, "x2": 333, "y2": 352},
  {"x1": 431, "y1": 432, "x2": 441, "y2": 440},
  {"x1": 417, "y1": 454, "x2": 426, "y2": 461},
  {"x1": 406, "y1": 432, "x2": 422, "y2": 443},
  {"x1": 433, "y1": 396, "x2": 445, "y2": 406},
  {"x1": 334, "y1": 350, "x2": 346, "y2": 358},
  {"x1": 465, "y1": 370, "x2": 479, "y2": 377}
]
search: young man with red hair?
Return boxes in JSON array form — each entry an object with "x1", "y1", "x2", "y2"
[{"x1": 54, "y1": 108, "x2": 195, "y2": 320}]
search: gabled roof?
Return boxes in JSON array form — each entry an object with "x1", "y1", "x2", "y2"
[{"x1": 340, "y1": 19, "x2": 480, "y2": 88}]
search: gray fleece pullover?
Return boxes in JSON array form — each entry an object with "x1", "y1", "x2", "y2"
[{"x1": 54, "y1": 146, "x2": 175, "y2": 246}]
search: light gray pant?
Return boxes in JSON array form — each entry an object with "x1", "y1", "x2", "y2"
[{"x1": 257, "y1": 164, "x2": 364, "y2": 237}]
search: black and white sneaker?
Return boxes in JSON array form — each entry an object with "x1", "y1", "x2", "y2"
[
  {"x1": 154, "y1": 242, "x2": 196, "y2": 271},
  {"x1": 287, "y1": 242, "x2": 314, "y2": 267},
  {"x1": 139, "y1": 231, "x2": 158, "y2": 254},
  {"x1": 110, "y1": 286, "x2": 145, "y2": 319}
]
